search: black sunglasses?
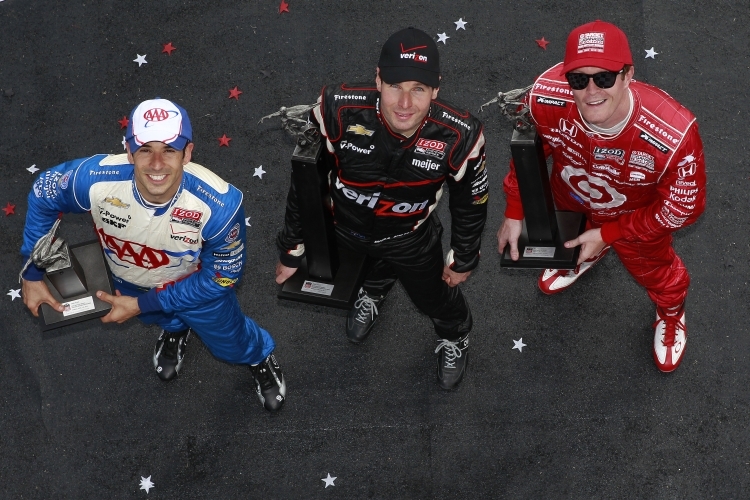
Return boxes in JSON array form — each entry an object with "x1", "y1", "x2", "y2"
[{"x1": 565, "y1": 69, "x2": 625, "y2": 90}]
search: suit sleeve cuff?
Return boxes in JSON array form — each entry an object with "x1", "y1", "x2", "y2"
[
  {"x1": 504, "y1": 196, "x2": 525, "y2": 220},
  {"x1": 600, "y1": 222, "x2": 623, "y2": 244},
  {"x1": 137, "y1": 289, "x2": 163, "y2": 314},
  {"x1": 279, "y1": 251, "x2": 303, "y2": 268},
  {"x1": 21, "y1": 264, "x2": 46, "y2": 281}
]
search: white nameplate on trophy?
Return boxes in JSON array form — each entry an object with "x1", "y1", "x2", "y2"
[
  {"x1": 301, "y1": 280, "x2": 334, "y2": 296},
  {"x1": 62, "y1": 296, "x2": 96, "y2": 316},
  {"x1": 523, "y1": 246, "x2": 556, "y2": 258}
]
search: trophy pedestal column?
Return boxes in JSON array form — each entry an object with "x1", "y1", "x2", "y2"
[
  {"x1": 500, "y1": 126, "x2": 586, "y2": 270},
  {"x1": 278, "y1": 135, "x2": 367, "y2": 309}
]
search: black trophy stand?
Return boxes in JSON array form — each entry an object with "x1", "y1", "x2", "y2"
[
  {"x1": 41, "y1": 240, "x2": 115, "y2": 330},
  {"x1": 278, "y1": 134, "x2": 367, "y2": 308},
  {"x1": 500, "y1": 126, "x2": 586, "y2": 269}
]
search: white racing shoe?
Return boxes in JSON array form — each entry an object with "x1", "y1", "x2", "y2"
[
  {"x1": 537, "y1": 246, "x2": 610, "y2": 295},
  {"x1": 653, "y1": 306, "x2": 687, "y2": 373}
]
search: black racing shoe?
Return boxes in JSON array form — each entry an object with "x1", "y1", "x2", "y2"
[
  {"x1": 435, "y1": 334, "x2": 469, "y2": 390},
  {"x1": 153, "y1": 329, "x2": 191, "y2": 381},
  {"x1": 250, "y1": 353, "x2": 286, "y2": 412},
  {"x1": 346, "y1": 288, "x2": 384, "y2": 343}
]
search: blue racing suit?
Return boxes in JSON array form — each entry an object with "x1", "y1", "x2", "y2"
[{"x1": 21, "y1": 153, "x2": 275, "y2": 365}]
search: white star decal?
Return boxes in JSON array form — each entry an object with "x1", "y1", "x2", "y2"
[
  {"x1": 139, "y1": 476, "x2": 154, "y2": 493},
  {"x1": 454, "y1": 18, "x2": 467, "y2": 30},
  {"x1": 133, "y1": 54, "x2": 148, "y2": 67},
  {"x1": 644, "y1": 47, "x2": 658, "y2": 59},
  {"x1": 437, "y1": 33, "x2": 449, "y2": 44},
  {"x1": 512, "y1": 338, "x2": 526, "y2": 352},
  {"x1": 322, "y1": 473, "x2": 337, "y2": 488},
  {"x1": 27, "y1": 164, "x2": 39, "y2": 174},
  {"x1": 245, "y1": 216, "x2": 251, "y2": 227},
  {"x1": 7, "y1": 289, "x2": 21, "y2": 301},
  {"x1": 253, "y1": 165, "x2": 266, "y2": 179}
]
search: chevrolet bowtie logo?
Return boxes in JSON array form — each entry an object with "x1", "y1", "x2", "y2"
[
  {"x1": 346, "y1": 124, "x2": 375, "y2": 137},
  {"x1": 104, "y1": 196, "x2": 130, "y2": 208}
]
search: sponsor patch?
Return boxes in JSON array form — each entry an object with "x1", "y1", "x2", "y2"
[
  {"x1": 212, "y1": 243, "x2": 244, "y2": 258},
  {"x1": 212, "y1": 274, "x2": 237, "y2": 287},
  {"x1": 33, "y1": 171, "x2": 63, "y2": 198},
  {"x1": 592, "y1": 164, "x2": 620, "y2": 177},
  {"x1": 99, "y1": 207, "x2": 131, "y2": 229},
  {"x1": 639, "y1": 131, "x2": 669, "y2": 154},
  {"x1": 415, "y1": 138, "x2": 447, "y2": 160},
  {"x1": 593, "y1": 147, "x2": 625, "y2": 165},
  {"x1": 472, "y1": 193, "x2": 489, "y2": 205},
  {"x1": 629, "y1": 151, "x2": 655, "y2": 171},
  {"x1": 536, "y1": 95, "x2": 567, "y2": 107},
  {"x1": 170, "y1": 207, "x2": 203, "y2": 229},
  {"x1": 60, "y1": 170, "x2": 73, "y2": 190},
  {"x1": 225, "y1": 223, "x2": 241, "y2": 243},
  {"x1": 677, "y1": 154, "x2": 697, "y2": 178},
  {"x1": 577, "y1": 32, "x2": 605, "y2": 53},
  {"x1": 104, "y1": 196, "x2": 130, "y2": 208},
  {"x1": 630, "y1": 171, "x2": 646, "y2": 181},
  {"x1": 346, "y1": 124, "x2": 374, "y2": 136},
  {"x1": 559, "y1": 118, "x2": 577, "y2": 138},
  {"x1": 412, "y1": 158, "x2": 440, "y2": 171}
]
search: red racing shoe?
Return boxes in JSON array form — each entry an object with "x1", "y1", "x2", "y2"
[
  {"x1": 537, "y1": 246, "x2": 610, "y2": 295},
  {"x1": 653, "y1": 306, "x2": 687, "y2": 373}
]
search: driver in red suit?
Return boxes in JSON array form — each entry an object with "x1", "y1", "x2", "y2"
[{"x1": 497, "y1": 20, "x2": 706, "y2": 372}]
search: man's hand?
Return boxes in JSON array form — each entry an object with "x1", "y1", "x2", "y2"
[
  {"x1": 275, "y1": 261, "x2": 298, "y2": 284},
  {"x1": 497, "y1": 217, "x2": 523, "y2": 261},
  {"x1": 97, "y1": 290, "x2": 140, "y2": 324},
  {"x1": 442, "y1": 266, "x2": 471, "y2": 287},
  {"x1": 21, "y1": 278, "x2": 64, "y2": 317},
  {"x1": 564, "y1": 228, "x2": 607, "y2": 265}
]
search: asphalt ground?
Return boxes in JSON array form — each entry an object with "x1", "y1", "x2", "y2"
[{"x1": 1, "y1": 0, "x2": 748, "y2": 498}]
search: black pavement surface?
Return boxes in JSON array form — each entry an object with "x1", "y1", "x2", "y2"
[{"x1": 1, "y1": 1, "x2": 748, "y2": 498}]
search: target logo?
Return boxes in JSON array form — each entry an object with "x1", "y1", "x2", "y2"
[{"x1": 561, "y1": 165, "x2": 626, "y2": 209}]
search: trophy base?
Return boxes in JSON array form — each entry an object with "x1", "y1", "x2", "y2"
[
  {"x1": 278, "y1": 247, "x2": 367, "y2": 309},
  {"x1": 500, "y1": 211, "x2": 587, "y2": 269},
  {"x1": 40, "y1": 240, "x2": 114, "y2": 331}
]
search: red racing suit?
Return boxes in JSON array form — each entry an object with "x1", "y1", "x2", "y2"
[{"x1": 503, "y1": 63, "x2": 706, "y2": 307}]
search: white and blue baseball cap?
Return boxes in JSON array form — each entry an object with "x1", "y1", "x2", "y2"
[{"x1": 125, "y1": 98, "x2": 192, "y2": 152}]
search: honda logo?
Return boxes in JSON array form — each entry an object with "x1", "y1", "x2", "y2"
[{"x1": 559, "y1": 118, "x2": 577, "y2": 138}]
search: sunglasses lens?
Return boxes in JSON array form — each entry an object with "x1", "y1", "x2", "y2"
[
  {"x1": 592, "y1": 71, "x2": 617, "y2": 89},
  {"x1": 566, "y1": 73, "x2": 589, "y2": 90}
]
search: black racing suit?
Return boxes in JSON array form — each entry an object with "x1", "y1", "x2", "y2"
[{"x1": 277, "y1": 82, "x2": 488, "y2": 339}]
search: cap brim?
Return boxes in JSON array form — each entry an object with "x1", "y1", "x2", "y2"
[
  {"x1": 562, "y1": 57, "x2": 626, "y2": 73},
  {"x1": 380, "y1": 66, "x2": 439, "y2": 88}
]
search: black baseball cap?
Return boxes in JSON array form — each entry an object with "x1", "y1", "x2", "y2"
[{"x1": 378, "y1": 27, "x2": 440, "y2": 88}]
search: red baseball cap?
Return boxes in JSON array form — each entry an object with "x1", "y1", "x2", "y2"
[{"x1": 562, "y1": 20, "x2": 633, "y2": 73}]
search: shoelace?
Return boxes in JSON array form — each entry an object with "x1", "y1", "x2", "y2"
[
  {"x1": 653, "y1": 314, "x2": 685, "y2": 348},
  {"x1": 434, "y1": 339, "x2": 463, "y2": 368},
  {"x1": 354, "y1": 293, "x2": 378, "y2": 324}
]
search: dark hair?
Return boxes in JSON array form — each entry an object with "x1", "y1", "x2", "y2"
[{"x1": 621, "y1": 64, "x2": 632, "y2": 79}]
